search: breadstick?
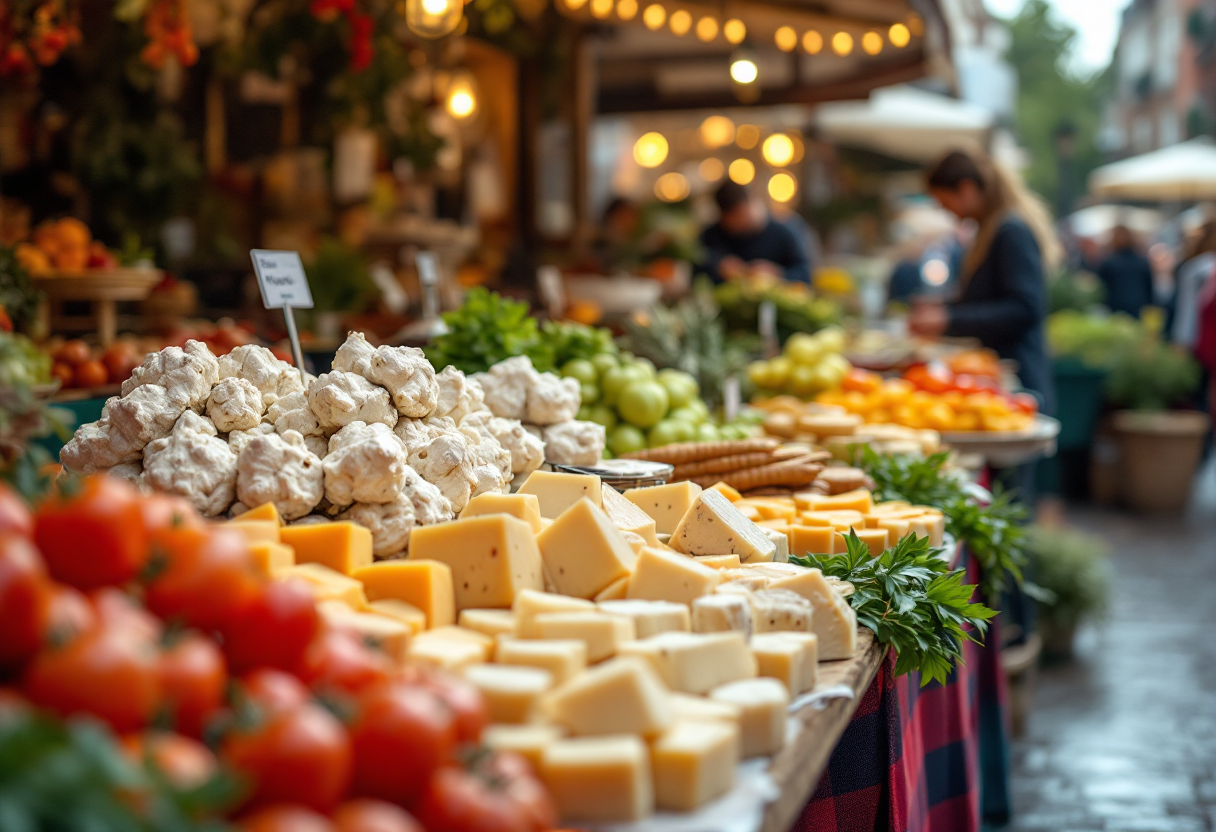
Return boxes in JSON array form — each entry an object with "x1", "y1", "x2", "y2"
[
  {"x1": 690, "y1": 461, "x2": 823, "y2": 491},
  {"x1": 620, "y1": 438, "x2": 780, "y2": 464},
  {"x1": 671, "y1": 451, "x2": 775, "y2": 478}
]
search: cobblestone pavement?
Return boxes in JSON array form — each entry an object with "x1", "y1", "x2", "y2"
[{"x1": 1003, "y1": 459, "x2": 1216, "y2": 832}]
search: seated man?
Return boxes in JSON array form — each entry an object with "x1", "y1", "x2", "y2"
[{"x1": 699, "y1": 180, "x2": 811, "y2": 284}]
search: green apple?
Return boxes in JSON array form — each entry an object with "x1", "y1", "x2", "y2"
[
  {"x1": 768, "y1": 356, "x2": 793, "y2": 386},
  {"x1": 648, "y1": 418, "x2": 694, "y2": 447},
  {"x1": 600, "y1": 364, "x2": 647, "y2": 406},
  {"x1": 788, "y1": 364, "x2": 819, "y2": 396},
  {"x1": 629, "y1": 357, "x2": 658, "y2": 378},
  {"x1": 586, "y1": 405, "x2": 618, "y2": 430},
  {"x1": 815, "y1": 326, "x2": 846, "y2": 354},
  {"x1": 579, "y1": 383, "x2": 599, "y2": 405},
  {"x1": 667, "y1": 405, "x2": 705, "y2": 425},
  {"x1": 561, "y1": 358, "x2": 599, "y2": 385},
  {"x1": 591, "y1": 353, "x2": 620, "y2": 376},
  {"x1": 617, "y1": 381, "x2": 670, "y2": 429},
  {"x1": 608, "y1": 424, "x2": 647, "y2": 455},
  {"x1": 785, "y1": 333, "x2": 824, "y2": 365},
  {"x1": 657, "y1": 370, "x2": 698, "y2": 408},
  {"x1": 694, "y1": 422, "x2": 720, "y2": 442}
]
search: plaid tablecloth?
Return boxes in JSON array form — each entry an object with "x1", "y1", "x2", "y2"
[{"x1": 792, "y1": 551, "x2": 1011, "y2": 832}]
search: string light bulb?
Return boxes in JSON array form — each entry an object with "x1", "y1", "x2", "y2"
[
  {"x1": 700, "y1": 115, "x2": 735, "y2": 147},
  {"x1": 617, "y1": 0, "x2": 637, "y2": 18},
  {"x1": 831, "y1": 31, "x2": 853, "y2": 55},
  {"x1": 728, "y1": 158, "x2": 755, "y2": 185},
  {"x1": 669, "y1": 9, "x2": 691, "y2": 34},
  {"x1": 699, "y1": 158, "x2": 725, "y2": 181},
  {"x1": 695, "y1": 16, "x2": 718, "y2": 41},
  {"x1": 406, "y1": 0, "x2": 463, "y2": 38},
  {"x1": 735, "y1": 123, "x2": 760, "y2": 149},
  {"x1": 633, "y1": 132, "x2": 669, "y2": 167},
  {"x1": 768, "y1": 172, "x2": 796, "y2": 202},
  {"x1": 862, "y1": 31, "x2": 882, "y2": 54},
  {"x1": 888, "y1": 22, "x2": 910, "y2": 47},
  {"x1": 774, "y1": 25, "x2": 797, "y2": 52},
  {"x1": 802, "y1": 30, "x2": 823, "y2": 54},
  {"x1": 655, "y1": 171, "x2": 690, "y2": 201},
  {"x1": 642, "y1": 3, "x2": 665, "y2": 29},
  {"x1": 590, "y1": 0, "x2": 613, "y2": 18},
  {"x1": 563, "y1": 0, "x2": 587, "y2": 8},
  {"x1": 445, "y1": 72, "x2": 478, "y2": 119},
  {"x1": 723, "y1": 18, "x2": 746, "y2": 44},
  {"x1": 761, "y1": 133, "x2": 794, "y2": 166},
  {"x1": 729, "y1": 47, "x2": 758, "y2": 84},
  {"x1": 908, "y1": 13, "x2": 923, "y2": 35}
]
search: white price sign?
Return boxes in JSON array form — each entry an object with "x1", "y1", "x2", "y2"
[{"x1": 250, "y1": 250, "x2": 315, "y2": 310}]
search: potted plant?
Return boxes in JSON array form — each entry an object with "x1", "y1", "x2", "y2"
[{"x1": 1024, "y1": 526, "x2": 1111, "y2": 659}]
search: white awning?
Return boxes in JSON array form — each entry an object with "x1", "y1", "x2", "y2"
[{"x1": 1089, "y1": 138, "x2": 1216, "y2": 201}]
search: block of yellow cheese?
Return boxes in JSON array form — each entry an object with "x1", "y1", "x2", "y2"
[
  {"x1": 409, "y1": 515, "x2": 544, "y2": 610},
  {"x1": 876, "y1": 517, "x2": 912, "y2": 543},
  {"x1": 517, "y1": 470, "x2": 602, "y2": 518},
  {"x1": 532, "y1": 611, "x2": 636, "y2": 662},
  {"x1": 706, "y1": 482, "x2": 742, "y2": 502},
  {"x1": 650, "y1": 719, "x2": 740, "y2": 811},
  {"x1": 668, "y1": 692, "x2": 743, "y2": 725},
  {"x1": 513, "y1": 589, "x2": 595, "y2": 638},
  {"x1": 280, "y1": 522, "x2": 373, "y2": 575},
  {"x1": 541, "y1": 736, "x2": 654, "y2": 823},
  {"x1": 594, "y1": 575, "x2": 630, "y2": 602},
  {"x1": 536, "y1": 498, "x2": 636, "y2": 599},
  {"x1": 709, "y1": 678, "x2": 789, "y2": 758},
  {"x1": 285, "y1": 563, "x2": 368, "y2": 609},
  {"x1": 627, "y1": 547, "x2": 723, "y2": 606},
  {"x1": 671, "y1": 490, "x2": 778, "y2": 564},
  {"x1": 236, "y1": 502, "x2": 283, "y2": 525},
  {"x1": 226, "y1": 519, "x2": 281, "y2": 545},
  {"x1": 803, "y1": 489, "x2": 874, "y2": 514},
  {"x1": 462, "y1": 663, "x2": 554, "y2": 724},
  {"x1": 787, "y1": 525, "x2": 835, "y2": 558},
  {"x1": 767, "y1": 569, "x2": 857, "y2": 660},
  {"x1": 736, "y1": 499, "x2": 797, "y2": 522},
  {"x1": 368, "y1": 599, "x2": 427, "y2": 634},
  {"x1": 734, "y1": 504, "x2": 762, "y2": 521},
  {"x1": 622, "y1": 481, "x2": 703, "y2": 535},
  {"x1": 249, "y1": 541, "x2": 294, "y2": 577},
  {"x1": 459, "y1": 492, "x2": 544, "y2": 534},
  {"x1": 694, "y1": 554, "x2": 742, "y2": 570},
  {"x1": 601, "y1": 485, "x2": 661, "y2": 545},
  {"x1": 458, "y1": 608, "x2": 518, "y2": 638},
  {"x1": 542, "y1": 655, "x2": 672, "y2": 737},
  {"x1": 425, "y1": 625, "x2": 496, "y2": 652},
  {"x1": 495, "y1": 637, "x2": 587, "y2": 684},
  {"x1": 408, "y1": 632, "x2": 490, "y2": 670},
  {"x1": 484, "y1": 724, "x2": 565, "y2": 771},
  {"x1": 834, "y1": 527, "x2": 889, "y2": 556},
  {"x1": 353, "y1": 560, "x2": 455, "y2": 628},
  {"x1": 750, "y1": 632, "x2": 818, "y2": 695},
  {"x1": 620, "y1": 631, "x2": 756, "y2": 694},
  {"x1": 317, "y1": 604, "x2": 411, "y2": 665}
]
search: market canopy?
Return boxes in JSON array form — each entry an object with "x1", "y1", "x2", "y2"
[
  {"x1": 813, "y1": 86, "x2": 993, "y2": 162},
  {"x1": 1088, "y1": 137, "x2": 1216, "y2": 201},
  {"x1": 1064, "y1": 204, "x2": 1165, "y2": 239}
]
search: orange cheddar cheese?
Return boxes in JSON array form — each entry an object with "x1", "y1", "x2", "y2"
[
  {"x1": 802, "y1": 489, "x2": 874, "y2": 514},
  {"x1": 834, "y1": 527, "x2": 889, "y2": 556},
  {"x1": 353, "y1": 560, "x2": 455, "y2": 628},
  {"x1": 706, "y1": 482, "x2": 743, "y2": 503},
  {"x1": 280, "y1": 522, "x2": 373, "y2": 575},
  {"x1": 787, "y1": 525, "x2": 836, "y2": 557},
  {"x1": 285, "y1": 563, "x2": 368, "y2": 609},
  {"x1": 226, "y1": 519, "x2": 280, "y2": 545},
  {"x1": 236, "y1": 502, "x2": 283, "y2": 525},
  {"x1": 410, "y1": 515, "x2": 544, "y2": 611},
  {"x1": 249, "y1": 541, "x2": 294, "y2": 577}
]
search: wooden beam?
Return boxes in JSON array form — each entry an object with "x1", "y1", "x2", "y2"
[{"x1": 571, "y1": 30, "x2": 596, "y2": 256}]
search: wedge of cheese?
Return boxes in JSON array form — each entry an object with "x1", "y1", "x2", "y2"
[
  {"x1": 709, "y1": 678, "x2": 789, "y2": 758},
  {"x1": 671, "y1": 490, "x2": 777, "y2": 564},
  {"x1": 285, "y1": 563, "x2": 368, "y2": 609},
  {"x1": 458, "y1": 608, "x2": 518, "y2": 638},
  {"x1": 409, "y1": 515, "x2": 544, "y2": 611},
  {"x1": 352, "y1": 560, "x2": 455, "y2": 628},
  {"x1": 368, "y1": 599, "x2": 427, "y2": 634},
  {"x1": 622, "y1": 481, "x2": 703, "y2": 535},
  {"x1": 626, "y1": 547, "x2": 723, "y2": 606},
  {"x1": 650, "y1": 719, "x2": 739, "y2": 811},
  {"x1": 692, "y1": 594, "x2": 753, "y2": 638},
  {"x1": 594, "y1": 575, "x2": 631, "y2": 602},
  {"x1": 495, "y1": 637, "x2": 587, "y2": 684},
  {"x1": 484, "y1": 724, "x2": 565, "y2": 771},
  {"x1": 542, "y1": 656, "x2": 672, "y2": 737},
  {"x1": 667, "y1": 692, "x2": 742, "y2": 725},
  {"x1": 751, "y1": 588, "x2": 813, "y2": 633},
  {"x1": 532, "y1": 611, "x2": 635, "y2": 662},
  {"x1": 513, "y1": 589, "x2": 596, "y2": 638},
  {"x1": 619, "y1": 631, "x2": 756, "y2": 694},
  {"x1": 597, "y1": 599, "x2": 691, "y2": 638},
  {"x1": 462, "y1": 663, "x2": 554, "y2": 724},
  {"x1": 787, "y1": 525, "x2": 835, "y2": 558},
  {"x1": 767, "y1": 568, "x2": 858, "y2": 660},
  {"x1": 536, "y1": 498, "x2": 636, "y2": 599},
  {"x1": 280, "y1": 522, "x2": 372, "y2": 575},
  {"x1": 764, "y1": 529, "x2": 789, "y2": 564},
  {"x1": 236, "y1": 502, "x2": 283, "y2": 525},
  {"x1": 602, "y1": 485, "x2": 661, "y2": 544},
  {"x1": 517, "y1": 470, "x2": 602, "y2": 518},
  {"x1": 249, "y1": 541, "x2": 294, "y2": 577},
  {"x1": 750, "y1": 632, "x2": 818, "y2": 695},
  {"x1": 460, "y1": 492, "x2": 544, "y2": 533},
  {"x1": 694, "y1": 554, "x2": 742, "y2": 570},
  {"x1": 542, "y1": 736, "x2": 654, "y2": 823}
]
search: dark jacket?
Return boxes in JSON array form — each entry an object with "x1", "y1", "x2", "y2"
[
  {"x1": 1096, "y1": 248, "x2": 1155, "y2": 317},
  {"x1": 699, "y1": 220, "x2": 811, "y2": 284},
  {"x1": 945, "y1": 216, "x2": 1055, "y2": 415}
]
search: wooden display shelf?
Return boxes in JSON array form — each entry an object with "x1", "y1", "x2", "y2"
[{"x1": 33, "y1": 269, "x2": 163, "y2": 347}]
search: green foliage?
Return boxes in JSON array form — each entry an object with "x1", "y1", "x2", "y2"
[
  {"x1": 1048, "y1": 269, "x2": 1105, "y2": 313},
  {"x1": 0, "y1": 708, "x2": 240, "y2": 832},
  {"x1": 1004, "y1": 0, "x2": 1112, "y2": 210},
  {"x1": 425, "y1": 288, "x2": 550, "y2": 374},
  {"x1": 714, "y1": 280, "x2": 841, "y2": 343},
  {"x1": 1104, "y1": 337, "x2": 1202, "y2": 410},
  {"x1": 793, "y1": 531, "x2": 996, "y2": 687},
  {"x1": 0, "y1": 332, "x2": 52, "y2": 387},
  {"x1": 540, "y1": 319, "x2": 618, "y2": 368},
  {"x1": 859, "y1": 447, "x2": 1028, "y2": 601},
  {"x1": 0, "y1": 245, "x2": 41, "y2": 329},
  {"x1": 0, "y1": 331, "x2": 73, "y2": 502},
  {"x1": 304, "y1": 237, "x2": 377, "y2": 314},
  {"x1": 1046, "y1": 309, "x2": 1143, "y2": 367},
  {"x1": 1023, "y1": 525, "x2": 1110, "y2": 634}
]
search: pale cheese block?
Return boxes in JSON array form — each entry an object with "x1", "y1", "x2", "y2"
[
  {"x1": 532, "y1": 611, "x2": 635, "y2": 662},
  {"x1": 709, "y1": 678, "x2": 789, "y2": 758},
  {"x1": 750, "y1": 632, "x2": 818, "y2": 695},
  {"x1": 765, "y1": 528, "x2": 790, "y2": 563},
  {"x1": 626, "y1": 547, "x2": 723, "y2": 606},
  {"x1": 597, "y1": 599, "x2": 691, "y2": 638},
  {"x1": 367, "y1": 599, "x2": 427, "y2": 634},
  {"x1": 536, "y1": 498, "x2": 636, "y2": 599},
  {"x1": 409, "y1": 515, "x2": 544, "y2": 611},
  {"x1": 542, "y1": 656, "x2": 673, "y2": 737},
  {"x1": 767, "y1": 569, "x2": 858, "y2": 660},
  {"x1": 460, "y1": 492, "x2": 544, "y2": 533},
  {"x1": 601, "y1": 485, "x2": 661, "y2": 545},
  {"x1": 317, "y1": 604, "x2": 411, "y2": 664},
  {"x1": 622, "y1": 481, "x2": 703, "y2": 535},
  {"x1": 517, "y1": 470, "x2": 602, "y2": 518},
  {"x1": 424, "y1": 625, "x2": 496, "y2": 652},
  {"x1": 650, "y1": 719, "x2": 740, "y2": 811},
  {"x1": 692, "y1": 594, "x2": 753, "y2": 638},
  {"x1": 875, "y1": 517, "x2": 911, "y2": 543},
  {"x1": 717, "y1": 573, "x2": 769, "y2": 593},
  {"x1": 752, "y1": 589, "x2": 813, "y2": 633},
  {"x1": 671, "y1": 489, "x2": 777, "y2": 563},
  {"x1": 458, "y1": 608, "x2": 518, "y2": 638},
  {"x1": 706, "y1": 481, "x2": 742, "y2": 502},
  {"x1": 694, "y1": 554, "x2": 742, "y2": 570},
  {"x1": 285, "y1": 563, "x2": 368, "y2": 610},
  {"x1": 668, "y1": 692, "x2": 743, "y2": 724},
  {"x1": 484, "y1": 724, "x2": 565, "y2": 771},
  {"x1": 740, "y1": 562, "x2": 805, "y2": 579},
  {"x1": 495, "y1": 637, "x2": 587, "y2": 684},
  {"x1": 619, "y1": 531, "x2": 648, "y2": 557},
  {"x1": 803, "y1": 489, "x2": 874, "y2": 514},
  {"x1": 513, "y1": 589, "x2": 596, "y2": 638},
  {"x1": 462, "y1": 663, "x2": 554, "y2": 724},
  {"x1": 619, "y1": 631, "x2": 756, "y2": 694},
  {"x1": 542, "y1": 736, "x2": 654, "y2": 822},
  {"x1": 594, "y1": 575, "x2": 631, "y2": 602},
  {"x1": 408, "y1": 631, "x2": 492, "y2": 670}
]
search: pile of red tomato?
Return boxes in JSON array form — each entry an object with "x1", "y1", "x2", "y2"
[{"x1": 0, "y1": 475, "x2": 558, "y2": 832}]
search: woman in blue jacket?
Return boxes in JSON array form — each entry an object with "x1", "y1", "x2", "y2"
[{"x1": 908, "y1": 149, "x2": 1060, "y2": 415}]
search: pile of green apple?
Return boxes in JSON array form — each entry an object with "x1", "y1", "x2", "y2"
[
  {"x1": 561, "y1": 353, "x2": 753, "y2": 456},
  {"x1": 746, "y1": 326, "x2": 852, "y2": 399}
]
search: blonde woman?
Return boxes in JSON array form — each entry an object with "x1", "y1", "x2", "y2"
[{"x1": 909, "y1": 149, "x2": 1062, "y2": 415}]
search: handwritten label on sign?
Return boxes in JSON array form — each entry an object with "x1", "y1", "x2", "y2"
[{"x1": 250, "y1": 250, "x2": 315, "y2": 310}]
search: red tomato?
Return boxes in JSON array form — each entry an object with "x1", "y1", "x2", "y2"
[
  {"x1": 138, "y1": 493, "x2": 201, "y2": 536},
  {"x1": 414, "y1": 752, "x2": 557, "y2": 832},
  {"x1": 54, "y1": 339, "x2": 90, "y2": 367},
  {"x1": 22, "y1": 623, "x2": 161, "y2": 732},
  {"x1": 122, "y1": 732, "x2": 217, "y2": 790},
  {"x1": 222, "y1": 579, "x2": 320, "y2": 675},
  {"x1": 45, "y1": 585, "x2": 96, "y2": 645},
  {"x1": 239, "y1": 805, "x2": 336, "y2": 832},
  {"x1": 144, "y1": 526, "x2": 262, "y2": 632},
  {"x1": 102, "y1": 344, "x2": 140, "y2": 384},
  {"x1": 91, "y1": 587, "x2": 163, "y2": 644},
  {"x1": 416, "y1": 670, "x2": 488, "y2": 745},
  {"x1": 222, "y1": 702, "x2": 352, "y2": 814},
  {"x1": 159, "y1": 634, "x2": 226, "y2": 738},
  {"x1": 74, "y1": 359, "x2": 109, "y2": 389},
  {"x1": 840, "y1": 368, "x2": 881, "y2": 395},
  {"x1": 349, "y1": 681, "x2": 457, "y2": 805},
  {"x1": 0, "y1": 484, "x2": 32, "y2": 537},
  {"x1": 298, "y1": 628, "x2": 391, "y2": 698},
  {"x1": 240, "y1": 669, "x2": 310, "y2": 715},
  {"x1": 333, "y1": 799, "x2": 423, "y2": 832},
  {"x1": 904, "y1": 363, "x2": 953, "y2": 395},
  {"x1": 1012, "y1": 393, "x2": 1039, "y2": 414},
  {"x1": 51, "y1": 362, "x2": 74, "y2": 388},
  {"x1": 35, "y1": 475, "x2": 150, "y2": 590},
  {"x1": 0, "y1": 534, "x2": 52, "y2": 668}
]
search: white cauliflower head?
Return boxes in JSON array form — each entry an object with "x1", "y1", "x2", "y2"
[
  {"x1": 236, "y1": 429, "x2": 324, "y2": 520},
  {"x1": 60, "y1": 418, "x2": 142, "y2": 473},
  {"x1": 322, "y1": 421, "x2": 412, "y2": 507},
  {"x1": 217, "y1": 344, "x2": 302, "y2": 409},
  {"x1": 142, "y1": 411, "x2": 237, "y2": 516},
  {"x1": 362, "y1": 346, "x2": 439, "y2": 418},
  {"x1": 337, "y1": 470, "x2": 451, "y2": 557},
  {"x1": 206, "y1": 377, "x2": 265, "y2": 433},
  {"x1": 267, "y1": 391, "x2": 324, "y2": 438},
  {"x1": 526, "y1": 373, "x2": 581, "y2": 425},
  {"x1": 122, "y1": 340, "x2": 219, "y2": 411},
  {"x1": 472, "y1": 355, "x2": 539, "y2": 421},
  {"x1": 309, "y1": 371, "x2": 398, "y2": 430},
  {"x1": 108, "y1": 461, "x2": 147, "y2": 493},
  {"x1": 228, "y1": 422, "x2": 276, "y2": 456},
  {"x1": 432, "y1": 366, "x2": 485, "y2": 423},
  {"x1": 406, "y1": 431, "x2": 478, "y2": 512},
  {"x1": 303, "y1": 435, "x2": 329, "y2": 459},
  {"x1": 106, "y1": 384, "x2": 187, "y2": 450},
  {"x1": 332, "y1": 331, "x2": 376, "y2": 376},
  {"x1": 484, "y1": 416, "x2": 545, "y2": 476},
  {"x1": 393, "y1": 416, "x2": 457, "y2": 456},
  {"x1": 542, "y1": 420, "x2": 606, "y2": 466}
]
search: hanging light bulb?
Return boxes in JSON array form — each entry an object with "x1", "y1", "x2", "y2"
[
  {"x1": 831, "y1": 31, "x2": 853, "y2": 55},
  {"x1": 761, "y1": 133, "x2": 794, "y2": 166},
  {"x1": 617, "y1": 0, "x2": 637, "y2": 18},
  {"x1": 774, "y1": 26, "x2": 797, "y2": 52},
  {"x1": 729, "y1": 46, "x2": 758, "y2": 84},
  {"x1": 590, "y1": 0, "x2": 613, "y2": 18},
  {"x1": 642, "y1": 3, "x2": 666, "y2": 29},
  {"x1": 564, "y1": 0, "x2": 588, "y2": 7},
  {"x1": 669, "y1": 9, "x2": 691, "y2": 35},
  {"x1": 655, "y1": 172, "x2": 690, "y2": 202},
  {"x1": 908, "y1": 13, "x2": 923, "y2": 35},
  {"x1": 768, "y1": 172, "x2": 796, "y2": 202},
  {"x1": 406, "y1": 0, "x2": 463, "y2": 39},
  {"x1": 803, "y1": 30, "x2": 823, "y2": 54},
  {"x1": 735, "y1": 123, "x2": 760, "y2": 149},
  {"x1": 695, "y1": 16, "x2": 718, "y2": 41},
  {"x1": 888, "y1": 22, "x2": 910, "y2": 47},
  {"x1": 722, "y1": 18, "x2": 746, "y2": 44},
  {"x1": 633, "y1": 132, "x2": 669, "y2": 167},
  {"x1": 699, "y1": 158, "x2": 725, "y2": 181},
  {"x1": 862, "y1": 31, "x2": 883, "y2": 55},
  {"x1": 728, "y1": 158, "x2": 755, "y2": 185},
  {"x1": 700, "y1": 115, "x2": 735, "y2": 148},
  {"x1": 445, "y1": 71, "x2": 478, "y2": 119}
]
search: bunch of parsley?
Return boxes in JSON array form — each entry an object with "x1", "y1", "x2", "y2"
[
  {"x1": 858, "y1": 447, "x2": 1028, "y2": 601},
  {"x1": 793, "y1": 532, "x2": 997, "y2": 686}
]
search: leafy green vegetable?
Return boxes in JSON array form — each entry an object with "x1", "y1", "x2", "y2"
[
  {"x1": 425, "y1": 288, "x2": 551, "y2": 374},
  {"x1": 714, "y1": 280, "x2": 841, "y2": 343},
  {"x1": 0, "y1": 245, "x2": 41, "y2": 330},
  {"x1": 1, "y1": 332, "x2": 73, "y2": 502},
  {"x1": 1104, "y1": 337, "x2": 1201, "y2": 411},
  {"x1": 858, "y1": 447, "x2": 1028, "y2": 600},
  {"x1": 540, "y1": 320, "x2": 618, "y2": 368},
  {"x1": 792, "y1": 531, "x2": 996, "y2": 687}
]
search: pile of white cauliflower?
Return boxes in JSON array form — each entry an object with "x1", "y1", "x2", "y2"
[{"x1": 60, "y1": 333, "x2": 606, "y2": 558}]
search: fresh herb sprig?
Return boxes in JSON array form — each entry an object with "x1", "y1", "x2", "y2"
[
  {"x1": 424, "y1": 288, "x2": 551, "y2": 374},
  {"x1": 793, "y1": 532, "x2": 997, "y2": 687},
  {"x1": 858, "y1": 447, "x2": 1027, "y2": 600}
]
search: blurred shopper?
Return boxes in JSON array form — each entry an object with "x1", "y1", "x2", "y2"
[
  {"x1": 1170, "y1": 220, "x2": 1216, "y2": 350},
  {"x1": 1096, "y1": 225, "x2": 1155, "y2": 317},
  {"x1": 699, "y1": 181, "x2": 810, "y2": 284},
  {"x1": 909, "y1": 148, "x2": 1060, "y2": 415}
]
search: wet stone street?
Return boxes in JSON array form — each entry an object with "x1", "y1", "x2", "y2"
[{"x1": 1001, "y1": 461, "x2": 1216, "y2": 832}]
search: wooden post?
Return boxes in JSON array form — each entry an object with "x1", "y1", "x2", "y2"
[{"x1": 571, "y1": 28, "x2": 596, "y2": 257}]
